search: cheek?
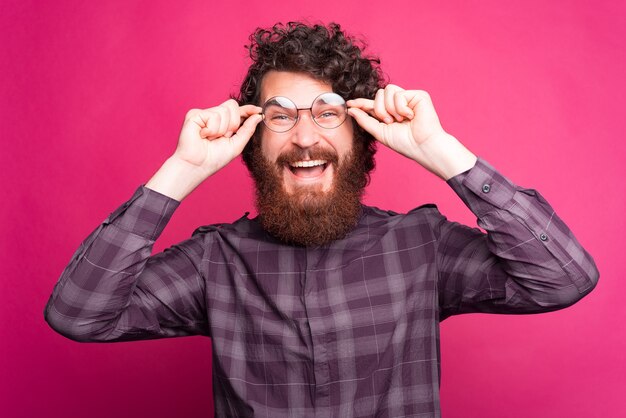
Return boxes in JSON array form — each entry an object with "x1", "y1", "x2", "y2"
[
  {"x1": 333, "y1": 124, "x2": 355, "y2": 158},
  {"x1": 259, "y1": 131, "x2": 281, "y2": 161}
]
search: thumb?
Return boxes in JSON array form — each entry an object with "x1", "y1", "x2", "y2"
[
  {"x1": 348, "y1": 108, "x2": 382, "y2": 142},
  {"x1": 231, "y1": 114, "x2": 263, "y2": 152}
]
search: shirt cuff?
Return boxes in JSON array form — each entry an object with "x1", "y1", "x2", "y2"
[
  {"x1": 104, "y1": 186, "x2": 180, "y2": 241},
  {"x1": 446, "y1": 158, "x2": 517, "y2": 217}
]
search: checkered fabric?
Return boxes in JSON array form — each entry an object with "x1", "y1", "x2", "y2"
[{"x1": 45, "y1": 158, "x2": 598, "y2": 417}]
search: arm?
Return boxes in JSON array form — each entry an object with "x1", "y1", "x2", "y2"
[
  {"x1": 45, "y1": 100, "x2": 262, "y2": 341},
  {"x1": 44, "y1": 187, "x2": 209, "y2": 341},
  {"x1": 436, "y1": 158, "x2": 598, "y2": 319},
  {"x1": 348, "y1": 86, "x2": 598, "y2": 318}
]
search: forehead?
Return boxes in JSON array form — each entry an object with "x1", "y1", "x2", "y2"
[{"x1": 260, "y1": 71, "x2": 333, "y2": 106}]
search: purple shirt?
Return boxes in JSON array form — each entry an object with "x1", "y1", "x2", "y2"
[{"x1": 45, "y1": 159, "x2": 598, "y2": 417}]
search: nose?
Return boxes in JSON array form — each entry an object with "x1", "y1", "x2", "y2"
[{"x1": 290, "y1": 110, "x2": 321, "y2": 148}]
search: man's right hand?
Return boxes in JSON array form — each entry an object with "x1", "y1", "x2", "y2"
[
  {"x1": 145, "y1": 100, "x2": 262, "y2": 201},
  {"x1": 175, "y1": 100, "x2": 262, "y2": 176}
]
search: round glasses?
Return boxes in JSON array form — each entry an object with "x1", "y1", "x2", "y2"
[{"x1": 261, "y1": 92, "x2": 348, "y2": 133}]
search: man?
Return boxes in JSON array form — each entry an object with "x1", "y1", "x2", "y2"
[{"x1": 45, "y1": 22, "x2": 599, "y2": 417}]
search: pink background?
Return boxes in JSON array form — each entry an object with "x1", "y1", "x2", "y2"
[{"x1": 2, "y1": 1, "x2": 624, "y2": 417}]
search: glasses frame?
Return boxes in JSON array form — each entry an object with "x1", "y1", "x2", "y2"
[{"x1": 260, "y1": 92, "x2": 348, "y2": 133}]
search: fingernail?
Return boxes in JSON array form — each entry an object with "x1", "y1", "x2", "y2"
[{"x1": 384, "y1": 117, "x2": 393, "y2": 123}]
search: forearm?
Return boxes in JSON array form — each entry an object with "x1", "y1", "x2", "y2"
[{"x1": 44, "y1": 186, "x2": 204, "y2": 341}]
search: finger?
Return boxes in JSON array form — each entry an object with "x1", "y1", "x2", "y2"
[
  {"x1": 198, "y1": 111, "x2": 222, "y2": 139},
  {"x1": 394, "y1": 92, "x2": 414, "y2": 119},
  {"x1": 346, "y1": 98, "x2": 374, "y2": 112},
  {"x1": 230, "y1": 114, "x2": 263, "y2": 152},
  {"x1": 185, "y1": 108, "x2": 201, "y2": 121},
  {"x1": 240, "y1": 104, "x2": 263, "y2": 117},
  {"x1": 374, "y1": 89, "x2": 394, "y2": 124},
  {"x1": 215, "y1": 106, "x2": 231, "y2": 137},
  {"x1": 347, "y1": 107, "x2": 383, "y2": 142},
  {"x1": 404, "y1": 89, "x2": 432, "y2": 109},
  {"x1": 384, "y1": 85, "x2": 403, "y2": 121},
  {"x1": 224, "y1": 101, "x2": 240, "y2": 137}
]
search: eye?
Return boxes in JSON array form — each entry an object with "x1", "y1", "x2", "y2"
[
  {"x1": 317, "y1": 110, "x2": 339, "y2": 119},
  {"x1": 270, "y1": 113, "x2": 296, "y2": 124},
  {"x1": 266, "y1": 111, "x2": 296, "y2": 125}
]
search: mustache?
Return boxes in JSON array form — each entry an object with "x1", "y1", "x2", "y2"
[{"x1": 275, "y1": 146, "x2": 339, "y2": 167}]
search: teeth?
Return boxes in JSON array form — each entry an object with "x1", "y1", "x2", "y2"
[{"x1": 289, "y1": 160, "x2": 327, "y2": 168}]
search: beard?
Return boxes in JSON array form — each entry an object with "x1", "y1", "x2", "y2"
[{"x1": 249, "y1": 140, "x2": 370, "y2": 247}]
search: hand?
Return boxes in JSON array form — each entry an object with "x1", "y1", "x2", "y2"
[
  {"x1": 174, "y1": 99, "x2": 262, "y2": 177},
  {"x1": 146, "y1": 100, "x2": 262, "y2": 201},
  {"x1": 348, "y1": 85, "x2": 476, "y2": 180}
]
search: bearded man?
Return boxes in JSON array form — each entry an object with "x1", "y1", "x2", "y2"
[{"x1": 45, "y1": 22, "x2": 599, "y2": 417}]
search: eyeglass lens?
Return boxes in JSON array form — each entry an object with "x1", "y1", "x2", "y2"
[{"x1": 262, "y1": 93, "x2": 347, "y2": 133}]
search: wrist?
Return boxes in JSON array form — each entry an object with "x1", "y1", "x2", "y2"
[
  {"x1": 145, "y1": 156, "x2": 210, "y2": 201},
  {"x1": 418, "y1": 132, "x2": 477, "y2": 180}
]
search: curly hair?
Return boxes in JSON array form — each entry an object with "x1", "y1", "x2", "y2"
[{"x1": 236, "y1": 22, "x2": 385, "y2": 182}]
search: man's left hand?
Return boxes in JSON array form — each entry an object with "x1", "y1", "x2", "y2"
[{"x1": 347, "y1": 85, "x2": 477, "y2": 180}]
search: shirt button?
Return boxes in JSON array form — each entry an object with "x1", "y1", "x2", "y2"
[
  {"x1": 539, "y1": 233, "x2": 548, "y2": 241},
  {"x1": 482, "y1": 184, "x2": 491, "y2": 193}
]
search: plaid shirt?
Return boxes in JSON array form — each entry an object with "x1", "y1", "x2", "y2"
[{"x1": 45, "y1": 158, "x2": 598, "y2": 417}]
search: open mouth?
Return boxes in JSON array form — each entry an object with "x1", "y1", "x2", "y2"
[{"x1": 287, "y1": 160, "x2": 329, "y2": 178}]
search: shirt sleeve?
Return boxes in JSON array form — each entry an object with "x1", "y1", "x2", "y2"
[
  {"x1": 436, "y1": 158, "x2": 599, "y2": 320},
  {"x1": 44, "y1": 186, "x2": 209, "y2": 342}
]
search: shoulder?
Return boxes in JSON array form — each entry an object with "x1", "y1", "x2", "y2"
[
  {"x1": 191, "y1": 212, "x2": 264, "y2": 239},
  {"x1": 360, "y1": 204, "x2": 446, "y2": 228},
  {"x1": 349, "y1": 204, "x2": 448, "y2": 244},
  {"x1": 190, "y1": 213, "x2": 280, "y2": 254},
  {"x1": 336, "y1": 204, "x2": 449, "y2": 257}
]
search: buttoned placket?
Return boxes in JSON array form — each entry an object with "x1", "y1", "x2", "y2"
[{"x1": 303, "y1": 247, "x2": 332, "y2": 416}]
